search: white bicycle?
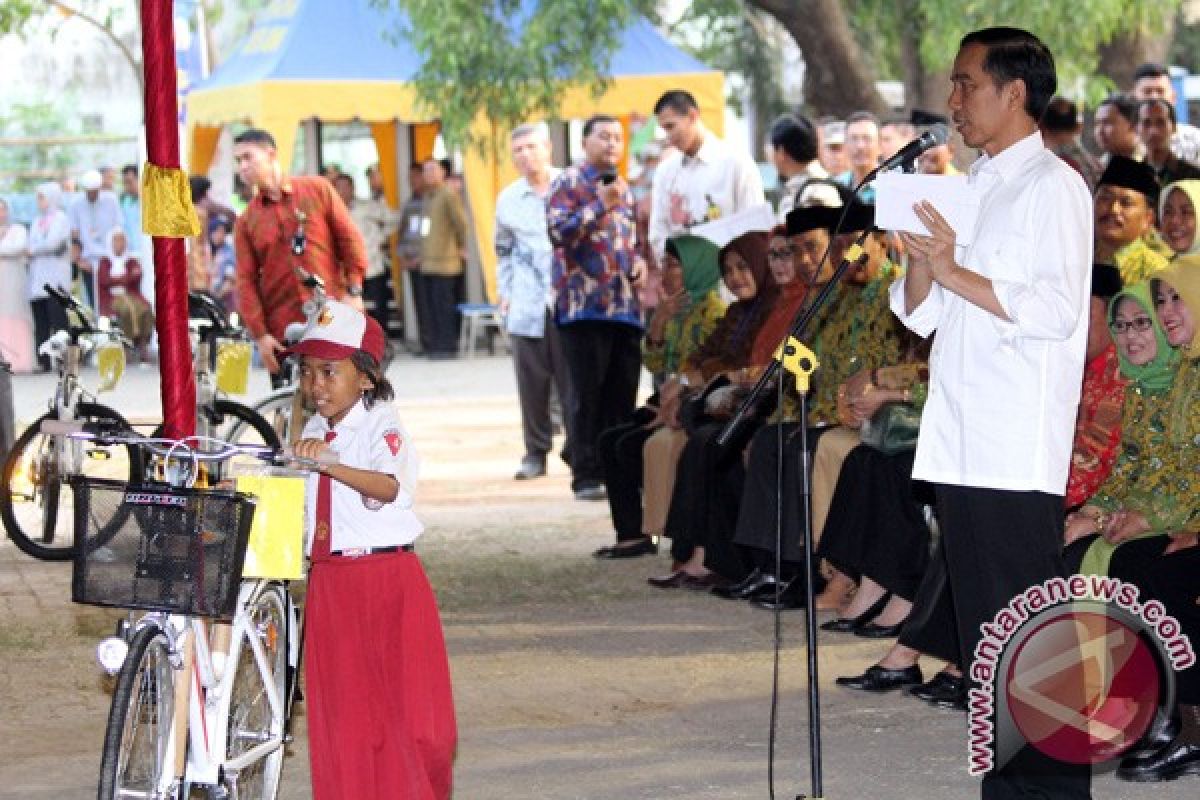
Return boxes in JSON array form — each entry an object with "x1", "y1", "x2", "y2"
[{"x1": 44, "y1": 419, "x2": 331, "y2": 800}]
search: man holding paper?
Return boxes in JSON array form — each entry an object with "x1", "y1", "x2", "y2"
[{"x1": 889, "y1": 27, "x2": 1093, "y2": 799}]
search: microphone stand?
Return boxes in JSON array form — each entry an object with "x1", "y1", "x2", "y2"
[{"x1": 718, "y1": 173, "x2": 883, "y2": 800}]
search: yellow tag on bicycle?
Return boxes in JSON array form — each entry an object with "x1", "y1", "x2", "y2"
[
  {"x1": 237, "y1": 474, "x2": 306, "y2": 580},
  {"x1": 96, "y1": 340, "x2": 126, "y2": 392},
  {"x1": 216, "y1": 341, "x2": 253, "y2": 395}
]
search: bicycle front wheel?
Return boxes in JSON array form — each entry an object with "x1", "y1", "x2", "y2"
[
  {"x1": 98, "y1": 624, "x2": 178, "y2": 800},
  {"x1": 242, "y1": 387, "x2": 310, "y2": 447},
  {"x1": 224, "y1": 582, "x2": 289, "y2": 800},
  {"x1": 0, "y1": 404, "x2": 141, "y2": 561}
]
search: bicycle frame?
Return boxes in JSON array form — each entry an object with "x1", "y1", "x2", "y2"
[{"x1": 131, "y1": 579, "x2": 298, "y2": 794}]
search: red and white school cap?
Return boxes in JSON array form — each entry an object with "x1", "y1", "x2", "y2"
[{"x1": 286, "y1": 299, "x2": 386, "y2": 362}]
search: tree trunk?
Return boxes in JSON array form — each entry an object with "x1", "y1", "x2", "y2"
[
  {"x1": 896, "y1": 1, "x2": 950, "y2": 114},
  {"x1": 1098, "y1": 20, "x2": 1177, "y2": 91},
  {"x1": 747, "y1": 0, "x2": 887, "y2": 117}
]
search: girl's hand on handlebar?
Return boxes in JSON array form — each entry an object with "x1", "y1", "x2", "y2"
[{"x1": 291, "y1": 438, "x2": 331, "y2": 467}]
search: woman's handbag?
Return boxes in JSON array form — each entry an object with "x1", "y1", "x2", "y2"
[{"x1": 860, "y1": 402, "x2": 920, "y2": 456}]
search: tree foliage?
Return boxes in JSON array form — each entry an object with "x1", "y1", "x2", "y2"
[
  {"x1": 374, "y1": 0, "x2": 655, "y2": 153},
  {"x1": 0, "y1": 102, "x2": 83, "y2": 191},
  {"x1": 846, "y1": 0, "x2": 1181, "y2": 103}
]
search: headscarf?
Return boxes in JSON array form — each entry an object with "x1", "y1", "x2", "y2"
[
  {"x1": 716, "y1": 231, "x2": 775, "y2": 356},
  {"x1": 1152, "y1": 257, "x2": 1200, "y2": 358},
  {"x1": 35, "y1": 182, "x2": 62, "y2": 213},
  {"x1": 666, "y1": 235, "x2": 721, "y2": 305},
  {"x1": 106, "y1": 226, "x2": 133, "y2": 278},
  {"x1": 1157, "y1": 180, "x2": 1200, "y2": 256},
  {"x1": 1108, "y1": 282, "x2": 1178, "y2": 391},
  {"x1": 750, "y1": 256, "x2": 809, "y2": 366}
]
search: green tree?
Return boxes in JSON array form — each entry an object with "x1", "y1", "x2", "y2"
[
  {"x1": 0, "y1": 102, "x2": 83, "y2": 191},
  {"x1": 373, "y1": 0, "x2": 655, "y2": 153}
]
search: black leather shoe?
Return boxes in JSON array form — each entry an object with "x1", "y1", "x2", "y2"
[
  {"x1": 820, "y1": 616, "x2": 860, "y2": 633},
  {"x1": 593, "y1": 537, "x2": 657, "y2": 559},
  {"x1": 855, "y1": 621, "x2": 905, "y2": 639},
  {"x1": 836, "y1": 664, "x2": 923, "y2": 692},
  {"x1": 647, "y1": 570, "x2": 690, "y2": 589},
  {"x1": 753, "y1": 580, "x2": 806, "y2": 611},
  {"x1": 908, "y1": 672, "x2": 966, "y2": 710},
  {"x1": 1116, "y1": 739, "x2": 1200, "y2": 782},
  {"x1": 513, "y1": 456, "x2": 547, "y2": 480},
  {"x1": 1128, "y1": 711, "x2": 1181, "y2": 757},
  {"x1": 713, "y1": 570, "x2": 779, "y2": 599}
]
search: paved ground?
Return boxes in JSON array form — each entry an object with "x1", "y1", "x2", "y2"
[{"x1": 0, "y1": 356, "x2": 1190, "y2": 799}]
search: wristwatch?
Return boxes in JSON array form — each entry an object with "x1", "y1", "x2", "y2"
[{"x1": 346, "y1": 284, "x2": 363, "y2": 298}]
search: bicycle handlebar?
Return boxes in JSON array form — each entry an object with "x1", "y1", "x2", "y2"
[
  {"x1": 44, "y1": 283, "x2": 98, "y2": 332},
  {"x1": 40, "y1": 418, "x2": 339, "y2": 467}
]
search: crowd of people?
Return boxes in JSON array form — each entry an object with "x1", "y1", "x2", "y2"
[{"x1": 491, "y1": 38, "x2": 1199, "y2": 793}]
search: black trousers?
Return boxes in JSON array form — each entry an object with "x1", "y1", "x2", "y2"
[
  {"x1": 31, "y1": 297, "x2": 68, "y2": 372},
  {"x1": 557, "y1": 321, "x2": 642, "y2": 489},
  {"x1": 598, "y1": 420, "x2": 655, "y2": 542},
  {"x1": 363, "y1": 273, "x2": 390, "y2": 334},
  {"x1": 929, "y1": 484, "x2": 1091, "y2": 799},
  {"x1": 1133, "y1": 545, "x2": 1200, "y2": 703},
  {"x1": 511, "y1": 311, "x2": 572, "y2": 460},
  {"x1": 818, "y1": 446, "x2": 931, "y2": 601},
  {"x1": 415, "y1": 272, "x2": 462, "y2": 355}
]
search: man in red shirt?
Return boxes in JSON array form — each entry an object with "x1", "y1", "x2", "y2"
[{"x1": 233, "y1": 128, "x2": 369, "y2": 375}]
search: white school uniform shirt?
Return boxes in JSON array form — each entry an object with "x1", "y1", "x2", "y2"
[
  {"x1": 648, "y1": 129, "x2": 765, "y2": 260},
  {"x1": 888, "y1": 131, "x2": 1093, "y2": 495},
  {"x1": 302, "y1": 399, "x2": 423, "y2": 553}
]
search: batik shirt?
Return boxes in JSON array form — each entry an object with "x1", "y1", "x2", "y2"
[
  {"x1": 1090, "y1": 357, "x2": 1199, "y2": 532},
  {"x1": 1112, "y1": 236, "x2": 1169, "y2": 285},
  {"x1": 1065, "y1": 344, "x2": 1127, "y2": 508},
  {"x1": 546, "y1": 163, "x2": 642, "y2": 329},
  {"x1": 643, "y1": 291, "x2": 727, "y2": 375}
]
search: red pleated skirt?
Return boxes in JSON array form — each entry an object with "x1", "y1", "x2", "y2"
[{"x1": 304, "y1": 552, "x2": 456, "y2": 800}]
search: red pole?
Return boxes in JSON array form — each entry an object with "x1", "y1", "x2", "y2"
[{"x1": 139, "y1": 0, "x2": 196, "y2": 440}]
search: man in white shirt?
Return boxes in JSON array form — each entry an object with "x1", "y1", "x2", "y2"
[
  {"x1": 894, "y1": 27, "x2": 1092, "y2": 798},
  {"x1": 68, "y1": 168, "x2": 122, "y2": 309},
  {"x1": 648, "y1": 89, "x2": 765, "y2": 260}
]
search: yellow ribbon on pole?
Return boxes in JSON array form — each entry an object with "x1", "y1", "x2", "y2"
[{"x1": 141, "y1": 163, "x2": 201, "y2": 237}]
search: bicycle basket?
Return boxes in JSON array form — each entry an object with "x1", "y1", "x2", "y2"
[{"x1": 69, "y1": 476, "x2": 256, "y2": 619}]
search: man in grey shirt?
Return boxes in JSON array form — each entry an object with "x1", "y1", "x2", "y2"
[{"x1": 494, "y1": 122, "x2": 572, "y2": 480}]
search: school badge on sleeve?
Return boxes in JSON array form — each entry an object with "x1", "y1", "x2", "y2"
[{"x1": 384, "y1": 430, "x2": 403, "y2": 456}]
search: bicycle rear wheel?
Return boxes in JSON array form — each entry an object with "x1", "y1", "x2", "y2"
[
  {"x1": 224, "y1": 582, "x2": 289, "y2": 800},
  {"x1": 0, "y1": 404, "x2": 141, "y2": 560},
  {"x1": 98, "y1": 624, "x2": 178, "y2": 800}
]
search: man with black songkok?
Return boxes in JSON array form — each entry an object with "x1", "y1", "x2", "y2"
[{"x1": 1093, "y1": 155, "x2": 1169, "y2": 284}]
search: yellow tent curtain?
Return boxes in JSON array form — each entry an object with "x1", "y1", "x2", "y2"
[{"x1": 185, "y1": 69, "x2": 725, "y2": 300}]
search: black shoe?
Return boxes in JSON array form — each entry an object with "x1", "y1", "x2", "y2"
[
  {"x1": 514, "y1": 456, "x2": 547, "y2": 480},
  {"x1": 712, "y1": 569, "x2": 778, "y2": 599},
  {"x1": 593, "y1": 537, "x2": 657, "y2": 559},
  {"x1": 573, "y1": 481, "x2": 606, "y2": 501},
  {"x1": 752, "y1": 580, "x2": 806, "y2": 611},
  {"x1": 908, "y1": 671, "x2": 965, "y2": 709},
  {"x1": 1117, "y1": 739, "x2": 1200, "y2": 782},
  {"x1": 820, "y1": 591, "x2": 893, "y2": 633},
  {"x1": 1128, "y1": 711, "x2": 1181, "y2": 757},
  {"x1": 836, "y1": 664, "x2": 923, "y2": 693},
  {"x1": 855, "y1": 621, "x2": 905, "y2": 639}
]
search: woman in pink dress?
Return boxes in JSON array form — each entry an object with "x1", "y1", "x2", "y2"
[{"x1": 0, "y1": 197, "x2": 34, "y2": 373}]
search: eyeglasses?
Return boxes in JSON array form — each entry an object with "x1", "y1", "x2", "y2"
[
  {"x1": 1110, "y1": 316, "x2": 1154, "y2": 334},
  {"x1": 768, "y1": 248, "x2": 794, "y2": 259}
]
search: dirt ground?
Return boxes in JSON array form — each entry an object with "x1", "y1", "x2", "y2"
[{"x1": 0, "y1": 357, "x2": 1190, "y2": 799}]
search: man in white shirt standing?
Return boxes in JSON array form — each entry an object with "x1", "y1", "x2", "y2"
[
  {"x1": 648, "y1": 89, "x2": 765, "y2": 261},
  {"x1": 1131, "y1": 62, "x2": 1200, "y2": 166},
  {"x1": 495, "y1": 122, "x2": 571, "y2": 481},
  {"x1": 893, "y1": 27, "x2": 1092, "y2": 798}
]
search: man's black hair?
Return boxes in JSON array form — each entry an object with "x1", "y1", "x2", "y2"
[
  {"x1": 1139, "y1": 97, "x2": 1177, "y2": 129},
  {"x1": 769, "y1": 114, "x2": 818, "y2": 165},
  {"x1": 189, "y1": 175, "x2": 211, "y2": 203},
  {"x1": 582, "y1": 114, "x2": 620, "y2": 139},
  {"x1": 233, "y1": 128, "x2": 277, "y2": 149},
  {"x1": 121, "y1": 163, "x2": 138, "y2": 177},
  {"x1": 1040, "y1": 96, "x2": 1079, "y2": 133},
  {"x1": 1098, "y1": 93, "x2": 1138, "y2": 125},
  {"x1": 439, "y1": 158, "x2": 454, "y2": 176},
  {"x1": 653, "y1": 89, "x2": 698, "y2": 116},
  {"x1": 959, "y1": 27, "x2": 1057, "y2": 121},
  {"x1": 1133, "y1": 62, "x2": 1170, "y2": 83}
]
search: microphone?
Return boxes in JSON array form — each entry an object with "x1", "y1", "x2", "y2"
[{"x1": 867, "y1": 123, "x2": 950, "y2": 179}]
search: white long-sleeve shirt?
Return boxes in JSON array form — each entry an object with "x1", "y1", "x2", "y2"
[
  {"x1": 889, "y1": 131, "x2": 1093, "y2": 495},
  {"x1": 648, "y1": 129, "x2": 765, "y2": 260}
]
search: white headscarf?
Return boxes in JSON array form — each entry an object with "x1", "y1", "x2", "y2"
[
  {"x1": 1158, "y1": 180, "x2": 1200, "y2": 256},
  {"x1": 35, "y1": 182, "x2": 62, "y2": 212},
  {"x1": 106, "y1": 227, "x2": 133, "y2": 278}
]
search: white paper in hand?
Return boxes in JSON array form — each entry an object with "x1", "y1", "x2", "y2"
[{"x1": 874, "y1": 173, "x2": 982, "y2": 244}]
